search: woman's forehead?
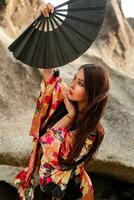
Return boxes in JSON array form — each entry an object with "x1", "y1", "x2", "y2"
[{"x1": 76, "y1": 68, "x2": 84, "y2": 80}]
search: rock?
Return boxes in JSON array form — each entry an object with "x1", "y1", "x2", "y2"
[
  {"x1": 127, "y1": 18, "x2": 134, "y2": 30},
  {"x1": 86, "y1": 0, "x2": 134, "y2": 77},
  {"x1": 0, "y1": 0, "x2": 134, "y2": 184},
  {"x1": 0, "y1": 0, "x2": 40, "y2": 38},
  {"x1": 0, "y1": 39, "x2": 42, "y2": 166}
]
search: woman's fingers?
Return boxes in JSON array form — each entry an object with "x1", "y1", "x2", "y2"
[
  {"x1": 61, "y1": 82, "x2": 69, "y2": 96},
  {"x1": 39, "y1": 5, "x2": 47, "y2": 16},
  {"x1": 47, "y1": 3, "x2": 54, "y2": 14},
  {"x1": 43, "y1": 6, "x2": 49, "y2": 17},
  {"x1": 51, "y1": 4, "x2": 55, "y2": 13},
  {"x1": 39, "y1": 3, "x2": 54, "y2": 17},
  {"x1": 63, "y1": 98, "x2": 76, "y2": 116}
]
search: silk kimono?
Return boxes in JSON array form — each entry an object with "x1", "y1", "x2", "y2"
[{"x1": 14, "y1": 69, "x2": 104, "y2": 200}]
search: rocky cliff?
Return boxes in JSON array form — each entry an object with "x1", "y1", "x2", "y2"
[
  {"x1": 0, "y1": 0, "x2": 134, "y2": 183},
  {"x1": 127, "y1": 17, "x2": 134, "y2": 30},
  {"x1": 87, "y1": 0, "x2": 134, "y2": 77},
  {"x1": 0, "y1": 0, "x2": 40, "y2": 37}
]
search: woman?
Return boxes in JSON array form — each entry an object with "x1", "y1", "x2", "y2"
[{"x1": 14, "y1": 3, "x2": 110, "y2": 200}]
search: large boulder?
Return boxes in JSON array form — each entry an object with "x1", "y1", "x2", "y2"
[
  {"x1": 86, "y1": 0, "x2": 134, "y2": 77},
  {"x1": 128, "y1": 18, "x2": 134, "y2": 30},
  {"x1": 0, "y1": 38, "x2": 42, "y2": 166},
  {"x1": 0, "y1": 0, "x2": 40, "y2": 38}
]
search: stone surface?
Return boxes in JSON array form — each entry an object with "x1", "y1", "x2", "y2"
[
  {"x1": 0, "y1": 0, "x2": 40, "y2": 38},
  {"x1": 0, "y1": 39, "x2": 42, "y2": 167},
  {"x1": 128, "y1": 18, "x2": 134, "y2": 30},
  {"x1": 87, "y1": 0, "x2": 134, "y2": 77}
]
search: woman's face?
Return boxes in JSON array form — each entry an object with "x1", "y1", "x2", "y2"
[{"x1": 67, "y1": 68, "x2": 87, "y2": 103}]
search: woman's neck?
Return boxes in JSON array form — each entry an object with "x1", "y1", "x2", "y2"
[{"x1": 77, "y1": 101, "x2": 86, "y2": 113}]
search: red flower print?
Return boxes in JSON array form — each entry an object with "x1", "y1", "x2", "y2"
[
  {"x1": 51, "y1": 153, "x2": 59, "y2": 166},
  {"x1": 47, "y1": 76, "x2": 55, "y2": 84},
  {"x1": 22, "y1": 181, "x2": 29, "y2": 189},
  {"x1": 45, "y1": 177, "x2": 52, "y2": 184},
  {"x1": 44, "y1": 95, "x2": 52, "y2": 104},
  {"x1": 16, "y1": 170, "x2": 26, "y2": 181},
  {"x1": 39, "y1": 177, "x2": 44, "y2": 185},
  {"x1": 19, "y1": 195, "x2": 23, "y2": 200},
  {"x1": 59, "y1": 143, "x2": 66, "y2": 156},
  {"x1": 52, "y1": 152, "x2": 58, "y2": 159},
  {"x1": 40, "y1": 133, "x2": 54, "y2": 145},
  {"x1": 56, "y1": 83, "x2": 60, "y2": 92},
  {"x1": 45, "y1": 134, "x2": 54, "y2": 145},
  {"x1": 60, "y1": 128, "x2": 67, "y2": 138},
  {"x1": 36, "y1": 99, "x2": 41, "y2": 108},
  {"x1": 51, "y1": 159, "x2": 58, "y2": 166},
  {"x1": 57, "y1": 77, "x2": 62, "y2": 82},
  {"x1": 51, "y1": 128, "x2": 67, "y2": 138},
  {"x1": 44, "y1": 163, "x2": 52, "y2": 169},
  {"x1": 51, "y1": 101, "x2": 61, "y2": 109}
]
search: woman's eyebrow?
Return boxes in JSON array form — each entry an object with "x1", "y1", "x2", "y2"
[
  {"x1": 74, "y1": 74, "x2": 85, "y2": 82},
  {"x1": 78, "y1": 78, "x2": 85, "y2": 82}
]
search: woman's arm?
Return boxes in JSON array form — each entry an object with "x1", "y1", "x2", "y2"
[
  {"x1": 43, "y1": 69, "x2": 53, "y2": 83},
  {"x1": 51, "y1": 87, "x2": 76, "y2": 129},
  {"x1": 39, "y1": 3, "x2": 54, "y2": 82},
  {"x1": 51, "y1": 112, "x2": 75, "y2": 129},
  {"x1": 39, "y1": 2, "x2": 54, "y2": 17}
]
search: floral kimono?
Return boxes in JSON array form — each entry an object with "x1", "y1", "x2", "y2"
[{"x1": 14, "y1": 69, "x2": 104, "y2": 200}]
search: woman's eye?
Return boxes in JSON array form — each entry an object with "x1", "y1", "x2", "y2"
[{"x1": 78, "y1": 81, "x2": 84, "y2": 86}]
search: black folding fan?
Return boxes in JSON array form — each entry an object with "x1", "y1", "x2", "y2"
[{"x1": 8, "y1": 0, "x2": 106, "y2": 68}]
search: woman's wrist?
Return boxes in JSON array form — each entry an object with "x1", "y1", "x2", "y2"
[{"x1": 66, "y1": 113, "x2": 76, "y2": 120}]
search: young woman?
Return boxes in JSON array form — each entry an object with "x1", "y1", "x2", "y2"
[{"x1": 13, "y1": 3, "x2": 110, "y2": 200}]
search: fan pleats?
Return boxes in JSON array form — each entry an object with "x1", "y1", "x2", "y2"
[{"x1": 8, "y1": 0, "x2": 106, "y2": 68}]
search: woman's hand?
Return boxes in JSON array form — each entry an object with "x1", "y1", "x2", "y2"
[
  {"x1": 43, "y1": 69, "x2": 53, "y2": 83},
  {"x1": 39, "y1": 3, "x2": 54, "y2": 17},
  {"x1": 61, "y1": 82, "x2": 76, "y2": 118}
]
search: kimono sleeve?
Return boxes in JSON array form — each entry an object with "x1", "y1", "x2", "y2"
[
  {"x1": 59, "y1": 130, "x2": 98, "y2": 162},
  {"x1": 39, "y1": 127, "x2": 68, "y2": 168},
  {"x1": 36, "y1": 78, "x2": 45, "y2": 109}
]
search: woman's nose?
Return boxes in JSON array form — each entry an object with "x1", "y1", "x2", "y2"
[{"x1": 70, "y1": 80, "x2": 75, "y2": 89}]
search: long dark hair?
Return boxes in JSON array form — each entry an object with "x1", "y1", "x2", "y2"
[{"x1": 59, "y1": 64, "x2": 110, "y2": 166}]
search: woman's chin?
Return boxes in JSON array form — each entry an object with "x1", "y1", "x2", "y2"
[{"x1": 67, "y1": 93, "x2": 74, "y2": 101}]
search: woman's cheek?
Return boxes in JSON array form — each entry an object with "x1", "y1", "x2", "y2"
[
  {"x1": 77, "y1": 89, "x2": 86, "y2": 101},
  {"x1": 69, "y1": 87, "x2": 86, "y2": 102}
]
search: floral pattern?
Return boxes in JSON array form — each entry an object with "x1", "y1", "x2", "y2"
[{"x1": 13, "y1": 70, "x2": 103, "y2": 200}]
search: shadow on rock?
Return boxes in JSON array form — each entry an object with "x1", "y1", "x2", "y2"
[{"x1": 0, "y1": 181, "x2": 19, "y2": 200}]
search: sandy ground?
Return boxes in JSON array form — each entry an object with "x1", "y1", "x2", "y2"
[{"x1": 0, "y1": 165, "x2": 134, "y2": 200}]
